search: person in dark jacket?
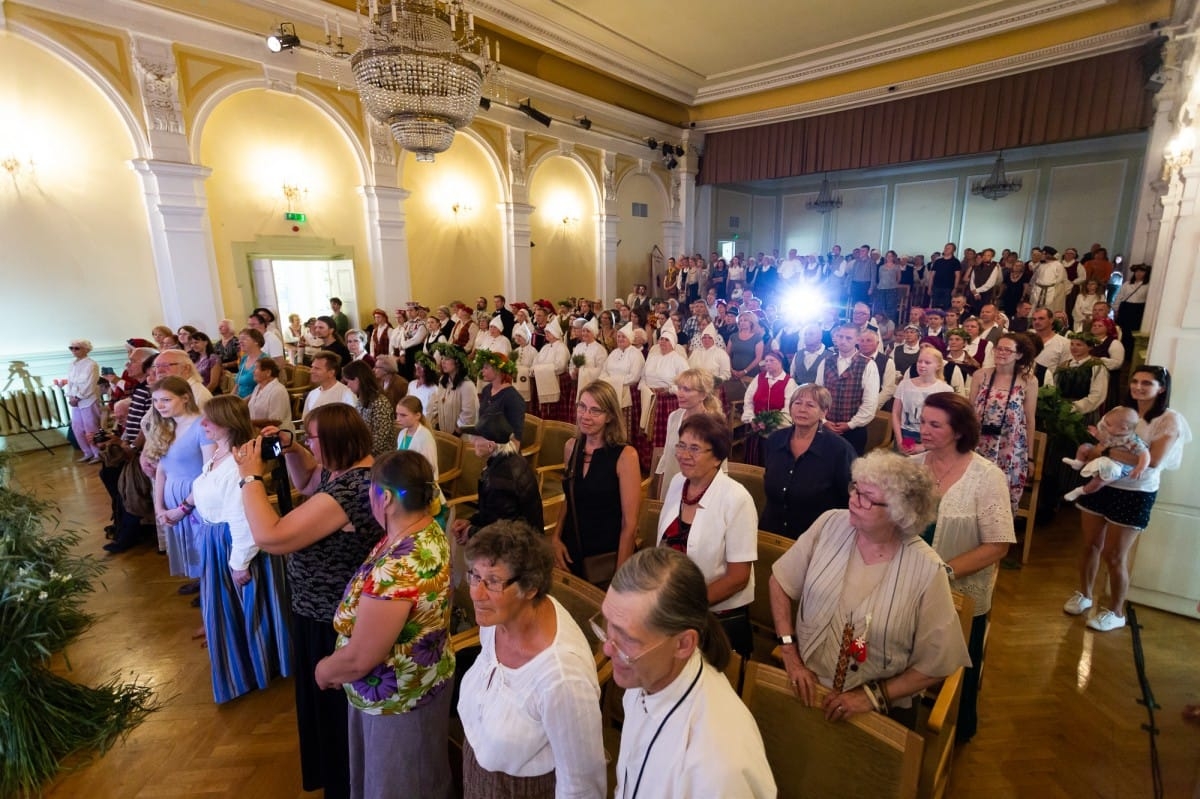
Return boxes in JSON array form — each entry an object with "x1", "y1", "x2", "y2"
[{"x1": 449, "y1": 413, "x2": 543, "y2": 543}]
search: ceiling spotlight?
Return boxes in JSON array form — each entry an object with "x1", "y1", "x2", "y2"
[
  {"x1": 647, "y1": 138, "x2": 658, "y2": 151},
  {"x1": 661, "y1": 142, "x2": 673, "y2": 157},
  {"x1": 479, "y1": 97, "x2": 492, "y2": 111},
  {"x1": 675, "y1": 144, "x2": 685, "y2": 157},
  {"x1": 266, "y1": 22, "x2": 300, "y2": 53},
  {"x1": 575, "y1": 115, "x2": 592, "y2": 130},
  {"x1": 518, "y1": 98, "x2": 552, "y2": 128},
  {"x1": 665, "y1": 156, "x2": 678, "y2": 170}
]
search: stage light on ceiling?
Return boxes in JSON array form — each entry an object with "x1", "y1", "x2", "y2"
[
  {"x1": 266, "y1": 22, "x2": 300, "y2": 53},
  {"x1": 518, "y1": 98, "x2": 552, "y2": 127},
  {"x1": 575, "y1": 115, "x2": 592, "y2": 130}
]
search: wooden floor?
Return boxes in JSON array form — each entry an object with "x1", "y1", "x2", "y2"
[{"x1": 10, "y1": 446, "x2": 1200, "y2": 799}]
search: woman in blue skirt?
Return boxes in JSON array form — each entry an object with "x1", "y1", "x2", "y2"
[{"x1": 164, "y1": 395, "x2": 292, "y2": 702}]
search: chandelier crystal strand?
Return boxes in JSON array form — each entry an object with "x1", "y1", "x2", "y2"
[{"x1": 352, "y1": 0, "x2": 493, "y2": 163}]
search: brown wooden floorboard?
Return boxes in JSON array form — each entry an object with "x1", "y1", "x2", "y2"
[{"x1": 9, "y1": 447, "x2": 1199, "y2": 798}]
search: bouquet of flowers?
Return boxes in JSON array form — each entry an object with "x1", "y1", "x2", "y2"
[
  {"x1": 0, "y1": 452, "x2": 157, "y2": 795},
  {"x1": 571, "y1": 354, "x2": 587, "y2": 368},
  {"x1": 749, "y1": 409, "x2": 787, "y2": 437}
]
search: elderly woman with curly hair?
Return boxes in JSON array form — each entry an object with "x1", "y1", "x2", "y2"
[{"x1": 768, "y1": 451, "x2": 970, "y2": 723}]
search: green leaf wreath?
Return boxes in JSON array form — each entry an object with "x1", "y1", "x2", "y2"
[{"x1": 0, "y1": 452, "x2": 158, "y2": 796}]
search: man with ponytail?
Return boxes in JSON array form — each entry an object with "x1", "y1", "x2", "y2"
[{"x1": 598, "y1": 548, "x2": 774, "y2": 799}]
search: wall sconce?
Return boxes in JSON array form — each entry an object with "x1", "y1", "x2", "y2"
[
  {"x1": 1163, "y1": 127, "x2": 1195, "y2": 180},
  {"x1": 452, "y1": 201, "x2": 474, "y2": 216},
  {"x1": 2, "y1": 155, "x2": 35, "y2": 186},
  {"x1": 561, "y1": 213, "x2": 579, "y2": 226},
  {"x1": 282, "y1": 183, "x2": 308, "y2": 222}
]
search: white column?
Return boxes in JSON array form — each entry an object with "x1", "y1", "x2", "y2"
[
  {"x1": 597, "y1": 212, "x2": 620, "y2": 302},
  {"x1": 129, "y1": 160, "x2": 222, "y2": 329},
  {"x1": 504, "y1": 202, "x2": 534, "y2": 302},
  {"x1": 1128, "y1": 95, "x2": 1180, "y2": 265},
  {"x1": 679, "y1": 168, "x2": 699, "y2": 253},
  {"x1": 359, "y1": 185, "x2": 412, "y2": 309},
  {"x1": 661, "y1": 220, "x2": 683, "y2": 260}
]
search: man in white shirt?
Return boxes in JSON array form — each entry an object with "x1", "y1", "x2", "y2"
[
  {"x1": 789, "y1": 324, "x2": 827, "y2": 385},
  {"x1": 1031, "y1": 307, "x2": 1069, "y2": 384},
  {"x1": 302, "y1": 351, "x2": 357, "y2": 415},
  {"x1": 604, "y1": 548, "x2": 775, "y2": 799},
  {"x1": 858, "y1": 329, "x2": 896, "y2": 409},
  {"x1": 247, "y1": 312, "x2": 286, "y2": 366},
  {"x1": 814, "y1": 323, "x2": 880, "y2": 455}
]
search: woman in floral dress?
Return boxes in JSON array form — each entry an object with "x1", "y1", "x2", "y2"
[
  {"x1": 315, "y1": 449, "x2": 454, "y2": 799},
  {"x1": 968, "y1": 332, "x2": 1039, "y2": 510}
]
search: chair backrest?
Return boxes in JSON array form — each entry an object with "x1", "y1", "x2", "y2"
[
  {"x1": 452, "y1": 445, "x2": 488, "y2": 499},
  {"x1": 741, "y1": 660, "x2": 922, "y2": 799},
  {"x1": 918, "y1": 666, "x2": 965, "y2": 799},
  {"x1": 638, "y1": 499, "x2": 664, "y2": 550},
  {"x1": 1028, "y1": 430, "x2": 1047, "y2": 481},
  {"x1": 549, "y1": 568, "x2": 608, "y2": 665},
  {"x1": 539, "y1": 420, "x2": 578, "y2": 472},
  {"x1": 749, "y1": 531, "x2": 794, "y2": 656},
  {"x1": 725, "y1": 462, "x2": 767, "y2": 517},
  {"x1": 950, "y1": 590, "x2": 974, "y2": 645},
  {"x1": 291, "y1": 364, "x2": 311, "y2": 389},
  {"x1": 432, "y1": 430, "x2": 463, "y2": 482},
  {"x1": 867, "y1": 410, "x2": 895, "y2": 452},
  {"x1": 521, "y1": 413, "x2": 544, "y2": 466}
]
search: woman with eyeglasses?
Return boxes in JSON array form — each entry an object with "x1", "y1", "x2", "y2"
[
  {"x1": 312, "y1": 449, "x2": 454, "y2": 798},
  {"x1": 551, "y1": 381, "x2": 641, "y2": 585},
  {"x1": 654, "y1": 368, "x2": 725, "y2": 500},
  {"x1": 911, "y1": 392, "x2": 1014, "y2": 742},
  {"x1": 1065, "y1": 365, "x2": 1191, "y2": 632},
  {"x1": 236, "y1": 404, "x2": 384, "y2": 799},
  {"x1": 968, "y1": 332, "x2": 1039, "y2": 512},
  {"x1": 761, "y1": 384, "x2": 856, "y2": 539},
  {"x1": 768, "y1": 451, "x2": 969, "y2": 724},
  {"x1": 457, "y1": 520, "x2": 605, "y2": 798},
  {"x1": 655, "y1": 414, "x2": 757, "y2": 656}
]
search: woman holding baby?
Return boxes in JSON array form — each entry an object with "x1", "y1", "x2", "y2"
[{"x1": 1062, "y1": 365, "x2": 1191, "y2": 632}]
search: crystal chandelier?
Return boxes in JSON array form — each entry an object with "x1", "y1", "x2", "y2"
[
  {"x1": 971, "y1": 153, "x2": 1023, "y2": 201},
  {"x1": 806, "y1": 175, "x2": 843, "y2": 214},
  {"x1": 351, "y1": 0, "x2": 495, "y2": 162}
]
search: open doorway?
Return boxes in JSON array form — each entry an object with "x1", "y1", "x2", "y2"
[{"x1": 250, "y1": 258, "x2": 357, "y2": 328}]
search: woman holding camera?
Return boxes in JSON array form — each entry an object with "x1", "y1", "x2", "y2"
[{"x1": 236, "y1": 404, "x2": 383, "y2": 799}]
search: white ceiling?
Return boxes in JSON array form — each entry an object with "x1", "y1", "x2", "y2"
[{"x1": 473, "y1": 0, "x2": 1114, "y2": 103}]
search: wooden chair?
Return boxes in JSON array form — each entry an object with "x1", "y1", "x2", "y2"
[
  {"x1": 548, "y1": 568, "x2": 609, "y2": 668},
  {"x1": 290, "y1": 364, "x2": 311, "y2": 389},
  {"x1": 917, "y1": 667, "x2": 965, "y2": 799},
  {"x1": 725, "y1": 462, "x2": 767, "y2": 517},
  {"x1": 450, "y1": 445, "x2": 488, "y2": 500},
  {"x1": 542, "y1": 492, "x2": 565, "y2": 537},
  {"x1": 637, "y1": 499, "x2": 664, "y2": 551},
  {"x1": 1013, "y1": 431, "x2": 1047, "y2": 563},
  {"x1": 535, "y1": 419, "x2": 578, "y2": 497},
  {"x1": 432, "y1": 431, "x2": 463, "y2": 496},
  {"x1": 520, "y1": 413, "x2": 544, "y2": 466},
  {"x1": 867, "y1": 410, "x2": 895, "y2": 452},
  {"x1": 750, "y1": 530, "x2": 794, "y2": 661},
  {"x1": 741, "y1": 660, "x2": 923, "y2": 799}
]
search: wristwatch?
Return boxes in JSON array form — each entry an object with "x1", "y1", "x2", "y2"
[
  {"x1": 776, "y1": 634, "x2": 796, "y2": 647},
  {"x1": 238, "y1": 475, "x2": 265, "y2": 489}
]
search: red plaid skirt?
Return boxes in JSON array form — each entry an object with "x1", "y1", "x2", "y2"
[
  {"x1": 535, "y1": 372, "x2": 577, "y2": 423},
  {"x1": 648, "y1": 393, "x2": 680, "y2": 449}
]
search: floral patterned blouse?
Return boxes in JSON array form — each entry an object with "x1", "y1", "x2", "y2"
[{"x1": 331, "y1": 520, "x2": 455, "y2": 714}]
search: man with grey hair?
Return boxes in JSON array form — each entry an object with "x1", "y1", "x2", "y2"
[
  {"x1": 600, "y1": 548, "x2": 775, "y2": 799},
  {"x1": 151, "y1": 348, "x2": 212, "y2": 409}
]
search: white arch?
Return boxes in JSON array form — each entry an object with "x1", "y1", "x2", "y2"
[
  {"x1": 190, "y1": 80, "x2": 371, "y2": 184},
  {"x1": 615, "y1": 167, "x2": 671, "y2": 210},
  {"x1": 527, "y1": 148, "x2": 603, "y2": 211},
  {"x1": 7, "y1": 24, "x2": 151, "y2": 159}
]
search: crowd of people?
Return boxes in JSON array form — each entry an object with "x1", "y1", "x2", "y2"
[{"x1": 63, "y1": 236, "x2": 1191, "y2": 798}]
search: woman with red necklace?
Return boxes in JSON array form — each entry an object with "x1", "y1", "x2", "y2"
[{"x1": 656, "y1": 413, "x2": 757, "y2": 657}]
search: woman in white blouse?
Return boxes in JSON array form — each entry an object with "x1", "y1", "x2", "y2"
[
  {"x1": 458, "y1": 520, "x2": 606, "y2": 798},
  {"x1": 66, "y1": 338, "x2": 102, "y2": 463},
  {"x1": 687, "y1": 323, "x2": 732, "y2": 381},
  {"x1": 599, "y1": 323, "x2": 645, "y2": 406},
  {"x1": 912, "y1": 391, "x2": 1014, "y2": 743},
  {"x1": 657, "y1": 414, "x2": 757, "y2": 657},
  {"x1": 163, "y1": 395, "x2": 291, "y2": 703}
]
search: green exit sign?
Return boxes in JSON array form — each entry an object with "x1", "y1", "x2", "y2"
[{"x1": 285, "y1": 212, "x2": 306, "y2": 222}]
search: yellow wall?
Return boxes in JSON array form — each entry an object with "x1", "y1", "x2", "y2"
[
  {"x1": 198, "y1": 88, "x2": 369, "y2": 323},
  {"x1": 400, "y1": 134, "x2": 505, "y2": 305},
  {"x1": 529, "y1": 156, "x2": 598, "y2": 301},
  {"x1": 615, "y1": 172, "x2": 665, "y2": 295},
  {"x1": 0, "y1": 32, "x2": 159, "y2": 355}
]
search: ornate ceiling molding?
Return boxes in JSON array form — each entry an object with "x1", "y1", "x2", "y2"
[{"x1": 694, "y1": 24, "x2": 1158, "y2": 133}]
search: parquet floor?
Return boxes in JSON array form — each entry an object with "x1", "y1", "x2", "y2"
[{"x1": 10, "y1": 447, "x2": 1200, "y2": 798}]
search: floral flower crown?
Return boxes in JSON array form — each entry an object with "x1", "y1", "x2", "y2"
[
  {"x1": 415, "y1": 351, "x2": 438, "y2": 374},
  {"x1": 471, "y1": 349, "x2": 517, "y2": 379},
  {"x1": 431, "y1": 342, "x2": 469, "y2": 372},
  {"x1": 1065, "y1": 331, "x2": 1098, "y2": 346}
]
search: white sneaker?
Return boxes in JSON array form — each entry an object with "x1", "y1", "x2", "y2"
[
  {"x1": 1063, "y1": 592, "x2": 1093, "y2": 615},
  {"x1": 1062, "y1": 457, "x2": 1085, "y2": 470},
  {"x1": 1086, "y1": 609, "x2": 1126, "y2": 632}
]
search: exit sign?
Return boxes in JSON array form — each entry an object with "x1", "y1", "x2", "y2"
[{"x1": 285, "y1": 212, "x2": 306, "y2": 222}]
